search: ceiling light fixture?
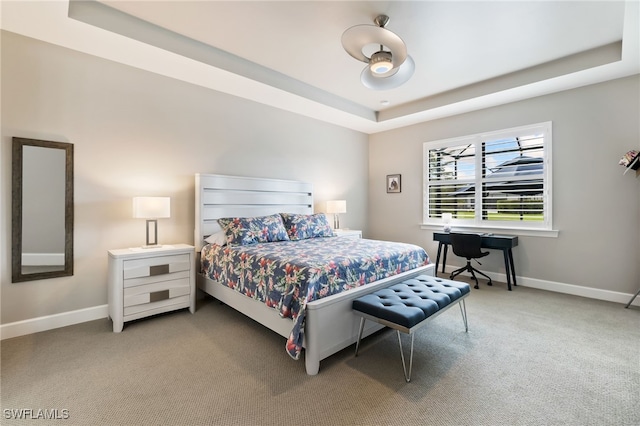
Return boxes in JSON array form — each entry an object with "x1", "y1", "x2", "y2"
[
  {"x1": 369, "y1": 50, "x2": 393, "y2": 74},
  {"x1": 341, "y1": 14, "x2": 415, "y2": 90}
]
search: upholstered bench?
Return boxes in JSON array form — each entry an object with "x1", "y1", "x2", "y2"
[{"x1": 352, "y1": 275, "x2": 470, "y2": 382}]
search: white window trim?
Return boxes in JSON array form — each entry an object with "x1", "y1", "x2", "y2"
[
  {"x1": 423, "y1": 122, "x2": 558, "y2": 237},
  {"x1": 419, "y1": 223, "x2": 559, "y2": 238}
]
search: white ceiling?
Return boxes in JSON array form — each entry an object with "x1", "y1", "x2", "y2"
[{"x1": 2, "y1": 1, "x2": 639, "y2": 134}]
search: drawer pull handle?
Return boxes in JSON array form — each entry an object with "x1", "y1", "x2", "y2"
[
  {"x1": 150, "y1": 264, "x2": 170, "y2": 276},
  {"x1": 150, "y1": 290, "x2": 170, "y2": 302}
]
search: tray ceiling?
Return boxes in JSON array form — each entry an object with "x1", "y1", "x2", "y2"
[{"x1": 2, "y1": 1, "x2": 638, "y2": 133}]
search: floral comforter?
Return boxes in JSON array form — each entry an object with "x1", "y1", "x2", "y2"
[{"x1": 200, "y1": 236, "x2": 430, "y2": 359}]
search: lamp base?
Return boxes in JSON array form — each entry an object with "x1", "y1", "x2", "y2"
[
  {"x1": 144, "y1": 219, "x2": 159, "y2": 247},
  {"x1": 141, "y1": 244, "x2": 162, "y2": 249}
]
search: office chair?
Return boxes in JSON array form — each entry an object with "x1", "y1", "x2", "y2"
[{"x1": 449, "y1": 233, "x2": 493, "y2": 289}]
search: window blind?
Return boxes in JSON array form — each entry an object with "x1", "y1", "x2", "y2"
[{"x1": 424, "y1": 122, "x2": 552, "y2": 230}]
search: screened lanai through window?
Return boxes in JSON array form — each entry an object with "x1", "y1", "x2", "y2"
[{"x1": 424, "y1": 122, "x2": 551, "y2": 230}]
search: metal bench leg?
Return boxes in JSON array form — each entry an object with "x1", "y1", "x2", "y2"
[
  {"x1": 354, "y1": 317, "x2": 366, "y2": 356},
  {"x1": 459, "y1": 299, "x2": 469, "y2": 332},
  {"x1": 397, "y1": 331, "x2": 415, "y2": 383}
]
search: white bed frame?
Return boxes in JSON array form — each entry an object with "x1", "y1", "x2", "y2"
[{"x1": 194, "y1": 173, "x2": 435, "y2": 375}]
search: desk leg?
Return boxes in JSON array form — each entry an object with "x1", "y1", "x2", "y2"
[
  {"x1": 442, "y1": 245, "x2": 448, "y2": 274},
  {"x1": 435, "y1": 242, "x2": 443, "y2": 276},
  {"x1": 508, "y1": 249, "x2": 517, "y2": 287},
  {"x1": 503, "y1": 250, "x2": 512, "y2": 291}
]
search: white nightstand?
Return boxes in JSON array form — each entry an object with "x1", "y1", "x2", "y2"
[
  {"x1": 333, "y1": 229, "x2": 363, "y2": 239},
  {"x1": 107, "y1": 244, "x2": 195, "y2": 332}
]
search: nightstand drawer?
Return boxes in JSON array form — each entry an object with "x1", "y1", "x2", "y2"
[
  {"x1": 124, "y1": 295, "x2": 190, "y2": 316},
  {"x1": 123, "y1": 254, "x2": 190, "y2": 280},
  {"x1": 124, "y1": 269, "x2": 190, "y2": 288},
  {"x1": 124, "y1": 277, "x2": 191, "y2": 308}
]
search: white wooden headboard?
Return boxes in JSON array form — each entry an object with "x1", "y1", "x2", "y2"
[{"x1": 194, "y1": 174, "x2": 314, "y2": 251}]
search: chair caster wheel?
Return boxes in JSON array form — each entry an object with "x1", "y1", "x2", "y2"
[
  {"x1": 474, "y1": 284, "x2": 479, "y2": 289},
  {"x1": 487, "y1": 281, "x2": 493, "y2": 286}
]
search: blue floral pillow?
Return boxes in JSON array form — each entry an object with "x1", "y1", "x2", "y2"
[
  {"x1": 280, "y1": 213, "x2": 334, "y2": 241},
  {"x1": 217, "y1": 214, "x2": 290, "y2": 246}
]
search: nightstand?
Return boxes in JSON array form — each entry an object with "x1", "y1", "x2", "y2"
[
  {"x1": 333, "y1": 229, "x2": 363, "y2": 239},
  {"x1": 107, "y1": 244, "x2": 195, "y2": 332}
]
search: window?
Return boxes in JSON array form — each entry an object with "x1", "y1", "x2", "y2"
[{"x1": 423, "y1": 122, "x2": 552, "y2": 232}]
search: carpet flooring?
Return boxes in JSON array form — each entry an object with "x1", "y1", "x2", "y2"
[{"x1": 1, "y1": 278, "x2": 638, "y2": 425}]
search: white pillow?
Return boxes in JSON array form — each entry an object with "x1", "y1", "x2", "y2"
[{"x1": 205, "y1": 231, "x2": 227, "y2": 246}]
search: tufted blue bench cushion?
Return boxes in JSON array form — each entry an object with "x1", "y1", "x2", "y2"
[
  {"x1": 352, "y1": 275, "x2": 470, "y2": 329},
  {"x1": 352, "y1": 274, "x2": 470, "y2": 382}
]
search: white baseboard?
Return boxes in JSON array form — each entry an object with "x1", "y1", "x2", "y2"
[
  {"x1": 517, "y1": 277, "x2": 640, "y2": 305},
  {"x1": 0, "y1": 305, "x2": 108, "y2": 340},
  {"x1": 440, "y1": 266, "x2": 640, "y2": 306},
  {"x1": 1, "y1": 269, "x2": 638, "y2": 340}
]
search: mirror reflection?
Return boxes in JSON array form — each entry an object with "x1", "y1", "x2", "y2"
[{"x1": 12, "y1": 137, "x2": 74, "y2": 282}]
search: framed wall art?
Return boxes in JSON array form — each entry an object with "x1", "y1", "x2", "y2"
[{"x1": 386, "y1": 174, "x2": 401, "y2": 193}]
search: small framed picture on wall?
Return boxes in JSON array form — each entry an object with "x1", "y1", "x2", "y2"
[{"x1": 386, "y1": 174, "x2": 401, "y2": 193}]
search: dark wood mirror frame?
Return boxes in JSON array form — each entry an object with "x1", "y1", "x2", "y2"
[{"x1": 12, "y1": 137, "x2": 74, "y2": 283}]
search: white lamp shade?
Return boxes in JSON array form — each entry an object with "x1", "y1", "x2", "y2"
[
  {"x1": 133, "y1": 197, "x2": 171, "y2": 219},
  {"x1": 326, "y1": 200, "x2": 347, "y2": 214}
]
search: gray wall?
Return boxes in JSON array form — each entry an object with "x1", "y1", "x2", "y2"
[
  {"x1": 2, "y1": 30, "x2": 638, "y2": 326},
  {"x1": 0, "y1": 31, "x2": 368, "y2": 324},
  {"x1": 369, "y1": 75, "x2": 640, "y2": 295}
]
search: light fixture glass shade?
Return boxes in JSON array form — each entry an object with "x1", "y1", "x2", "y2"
[
  {"x1": 361, "y1": 55, "x2": 415, "y2": 90},
  {"x1": 369, "y1": 51, "x2": 393, "y2": 74},
  {"x1": 133, "y1": 197, "x2": 171, "y2": 219},
  {"x1": 341, "y1": 25, "x2": 407, "y2": 68}
]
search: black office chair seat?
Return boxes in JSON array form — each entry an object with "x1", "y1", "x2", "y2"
[{"x1": 449, "y1": 233, "x2": 493, "y2": 289}]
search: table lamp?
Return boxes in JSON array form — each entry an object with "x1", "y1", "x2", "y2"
[
  {"x1": 133, "y1": 197, "x2": 170, "y2": 248},
  {"x1": 442, "y1": 212, "x2": 452, "y2": 232},
  {"x1": 326, "y1": 200, "x2": 347, "y2": 229}
]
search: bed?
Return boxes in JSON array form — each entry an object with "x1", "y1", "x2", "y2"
[{"x1": 194, "y1": 173, "x2": 435, "y2": 375}]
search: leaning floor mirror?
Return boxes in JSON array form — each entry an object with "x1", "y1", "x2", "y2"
[{"x1": 12, "y1": 137, "x2": 74, "y2": 282}]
